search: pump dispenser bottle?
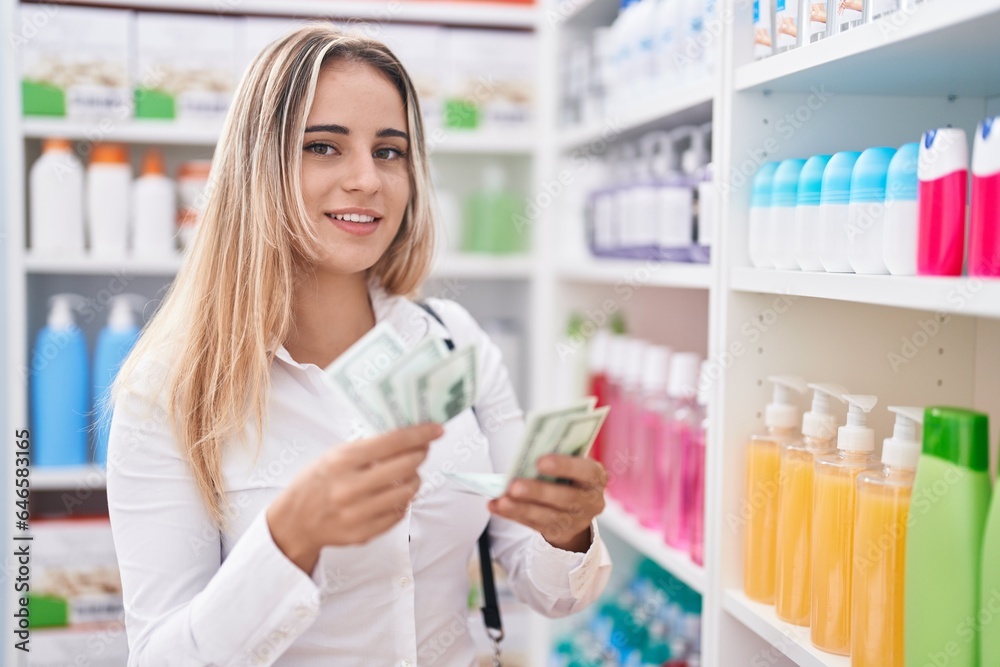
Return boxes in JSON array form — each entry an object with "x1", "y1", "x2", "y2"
[
  {"x1": 810, "y1": 394, "x2": 878, "y2": 655},
  {"x1": 743, "y1": 375, "x2": 806, "y2": 604},
  {"x1": 775, "y1": 383, "x2": 847, "y2": 626},
  {"x1": 851, "y1": 406, "x2": 922, "y2": 667},
  {"x1": 93, "y1": 294, "x2": 146, "y2": 465}
]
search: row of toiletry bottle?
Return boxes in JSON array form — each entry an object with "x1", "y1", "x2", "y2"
[
  {"x1": 550, "y1": 559, "x2": 702, "y2": 666},
  {"x1": 30, "y1": 138, "x2": 210, "y2": 258},
  {"x1": 748, "y1": 119, "x2": 1000, "y2": 276},
  {"x1": 588, "y1": 123, "x2": 714, "y2": 263},
  {"x1": 588, "y1": 329, "x2": 707, "y2": 565},
  {"x1": 754, "y1": 0, "x2": 922, "y2": 59},
  {"x1": 743, "y1": 377, "x2": 999, "y2": 666},
  {"x1": 562, "y1": 0, "x2": 718, "y2": 127},
  {"x1": 30, "y1": 293, "x2": 146, "y2": 468}
]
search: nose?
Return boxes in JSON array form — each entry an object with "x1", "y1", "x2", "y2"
[{"x1": 341, "y1": 150, "x2": 382, "y2": 195}]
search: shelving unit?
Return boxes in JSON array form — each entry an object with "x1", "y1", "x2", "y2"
[{"x1": 557, "y1": 259, "x2": 713, "y2": 289}]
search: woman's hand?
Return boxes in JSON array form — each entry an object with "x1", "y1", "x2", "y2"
[
  {"x1": 267, "y1": 422, "x2": 444, "y2": 574},
  {"x1": 488, "y1": 454, "x2": 608, "y2": 553}
]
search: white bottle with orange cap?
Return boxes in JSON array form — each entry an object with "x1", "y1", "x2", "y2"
[
  {"x1": 132, "y1": 149, "x2": 177, "y2": 258},
  {"x1": 29, "y1": 138, "x2": 85, "y2": 256},
  {"x1": 86, "y1": 143, "x2": 132, "y2": 258}
]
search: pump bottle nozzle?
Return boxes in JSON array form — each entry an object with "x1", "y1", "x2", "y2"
[
  {"x1": 803, "y1": 383, "x2": 849, "y2": 440},
  {"x1": 837, "y1": 394, "x2": 878, "y2": 451},
  {"x1": 765, "y1": 375, "x2": 807, "y2": 429}
]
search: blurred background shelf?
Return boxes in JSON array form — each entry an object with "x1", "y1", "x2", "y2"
[{"x1": 557, "y1": 259, "x2": 713, "y2": 289}]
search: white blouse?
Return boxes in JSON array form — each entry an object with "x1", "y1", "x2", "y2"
[{"x1": 107, "y1": 286, "x2": 612, "y2": 667}]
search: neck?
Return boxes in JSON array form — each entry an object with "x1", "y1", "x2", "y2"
[{"x1": 284, "y1": 269, "x2": 375, "y2": 369}]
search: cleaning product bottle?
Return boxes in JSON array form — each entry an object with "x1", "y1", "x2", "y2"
[
  {"x1": 810, "y1": 394, "x2": 878, "y2": 655},
  {"x1": 688, "y1": 361, "x2": 710, "y2": 566},
  {"x1": 463, "y1": 165, "x2": 524, "y2": 255},
  {"x1": 587, "y1": 328, "x2": 613, "y2": 464},
  {"x1": 794, "y1": 154, "x2": 832, "y2": 271},
  {"x1": 770, "y1": 158, "x2": 808, "y2": 270},
  {"x1": 847, "y1": 146, "x2": 897, "y2": 275},
  {"x1": 774, "y1": 382, "x2": 847, "y2": 626},
  {"x1": 982, "y1": 431, "x2": 1000, "y2": 666},
  {"x1": 905, "y1": 407, "x2": 991, "y2": 667},
  {"x1": 689, "y1": 122, "x2": 714, "y2": 264},
  {"x1": 87, "y1": 143, "x2": 131, "y2": 258},
  {"x1": 743, "y1": 375, "x2": 807, "y2": 604},
  {"x1": 29, "y1": 138, "x2": 85, "y2": 257},
  {"x1": 93, "y1": 294, "x2": 146, "y2": 465},
  {"x1": 663, "y1": 352, "x2": 702, "y2": 551},
  {"x1": 819, "y1": 151, "x2": 862, "y2": 273},
  {"x1": 749, "y1": 162, "x2": 780, "y2": 268},
  {"x1": 851, "y1": 406, "x2": 922, "y2": 667},
  {"x1": 969, "y1": 116, "x2": 1000, "y2": 276},
  {"x1": 635, "y1": 345, "x2": 672, "y2": 529},
  {"x1": 131, "y1": 148, "x2": 177, "y2": 258},
  {"x1": 917, "y1": 128, "x2": 969, "y2": 276},
  {"x1": 31, "y1": 294, "x2": 90, "y2": 467},
  {"x1": 882, "y1": 142, "x2": 920, "y2": 276}
]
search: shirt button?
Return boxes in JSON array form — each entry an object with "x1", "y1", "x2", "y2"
[{"x1": 399, "y1": 576, "x2": 410, "y2": 588}]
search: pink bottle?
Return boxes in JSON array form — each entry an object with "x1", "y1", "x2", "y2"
[
  {"x1": 917, "y1": 127, "x2": 969, "y2": 276},
  {"x1": 618, "y1": 339, "x2": 648, "y2": 513},
  {"x1": 970, "y1": 116, "x2": 1000, "y2": 277},
  {"x1": 688, "y1": 361, "x2": 710, "y2": 566},
  {"x1": 634, "y1": 345, "x2": 672, "y2": 530},
  {"x1": 661, "y1": 352, "x2": 702, "y2": 551},
  {"x1": 603, "y1": 335, "x2": 629, "y2": 500}
]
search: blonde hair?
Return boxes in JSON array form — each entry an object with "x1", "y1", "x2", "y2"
[{"x1": 108, "y1": 24, "x2": 436, "y2": 526}]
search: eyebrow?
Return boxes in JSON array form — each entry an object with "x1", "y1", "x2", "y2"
[{"x1": 304, "y1": 124, "x2": 409, "y2": 141}]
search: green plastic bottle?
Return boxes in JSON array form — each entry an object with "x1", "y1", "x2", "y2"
[
  {"x1": 905, "y1": 407, "x2": 991, "y2": 667},
  {"x1": 462, "y1": 165, "x2": 525, "y2": 255},
  {"x1": 982, "y1": 433, "x2": 1000, "y2": 666}
]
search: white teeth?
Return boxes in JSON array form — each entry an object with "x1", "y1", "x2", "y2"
[{"x1": 330, "y1": 213, "x2": 376, "y2": 223}]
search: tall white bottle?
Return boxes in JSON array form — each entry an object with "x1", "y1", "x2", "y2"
[
  {"x1": 30, "y1": 138, "x2": 85, "y2": 256},
  {"x1": 87, "y1": 143, "x2": 131, "y2": 258},
  {"x1": 131, "y1": 148, "x2": 177, "y2": 259}
]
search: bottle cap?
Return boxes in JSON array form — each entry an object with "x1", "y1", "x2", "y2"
[
  {"x1": 850, "y1": 147, "x2": 897, "y2": 203},
  {"x1": 837, "y1": 394, "x2": 878, "y2": 451},
  {"x1": 922, "y1": 406, "x2": 989, "y2": 472},
  {"x1": 667, "y1": 353, "x2": 701, "y2": 399},
  {"x1": 885, "y1": 142, "x2": 919, "y2": 202},
  {"x1": 820, "y1": 151, "x2": 863, "y2": 206},
  {"x1": 46, "y1": 293, "x2": 87, "y2": 330},
  {"x1": 681, "y1": 123, "x2": 711, "y2": 175},
  {"x1": 750, "y1": 162, "x2": 780, "y2": 208},
  {"x1": 771, "y1": 158, "x2": 808, "y2": 207},
  {"x1": 178, "y1": 160, "x2": 213, "y2": 181},
  {"x1": 765, "y1": 375, "x2": 807, "y2": 428},
  {"x1": 90, "y1": 143, "x2": 129, "y2": 165},
  {"x1": 42, "y1": 138, "x2": 72, "y2": 153},
  {"x1": 973, "y1": 117, "x2": 1000, "y2": 177},
  {"x1": 108, "y1": 294, "x2": 149, "y2": 332},
  {"x1": 641, "y1": 131, "x2": 679, "y2": 181},
  {"x1": 919, "y1": 128, "x2": 969, "y2": 181},
  {"x1": 141, "y1": 148, "x2": 166, "y2": 177},
  {"x1": 587, "y1": 329, "x2": 611, "y2": 374},
  {"x1": 640, "y1": 345, "x2": 672, "y2": 393},
  {"x1": 883, "y1": 406, "x2": 923, "y2": 469},
  {"x1": 796, "y1": 154, "x2": 833, "y2": 207},
  {"x1": 802, "y1": 382, "x2": 848, "y2": 439}
]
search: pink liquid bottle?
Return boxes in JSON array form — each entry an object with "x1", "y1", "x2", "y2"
[
  {"x1": 970, "y1": 116, "x2": 1000, "y2": 277},
  {"x1": 619, "y1": 339, "x2": 649, "y2": 513},
  {"x1": 661, "y1": 352, "x2": 702, "y2": 551},
  {"x1": 603, "y1": 334, "x2": 630, "y2": 500},
  {"x1": 688, "y1": 361, "x2": 710, "y2": 566},
  {"x1": 586, "y1": 329, "x2": 613, "y2": 465},
  {"x1": 917, "y1": 127, "x2": 969, "y2": 276},
  {"x1": 634, "y1": 345, "x2": 673, "y2": 530}
]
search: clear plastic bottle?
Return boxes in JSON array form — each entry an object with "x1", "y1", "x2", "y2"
[
  {"x1": 634, "y1": 345, "x2": 672, "y2": 530},
  {"x1": 687, "y1": 361, "x2": 710, "y2": 566},
  {"x1": 603, "y1": 334, "x2": 630, "y2": 498},
  {"x1": 619, "y1": 339, "x2": 649, "y2": 513},
  {"x1": 661, "y1": 352, "x2": 702, "y2": 550}
]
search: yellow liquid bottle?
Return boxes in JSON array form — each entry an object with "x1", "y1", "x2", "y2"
[
  {"x1": 744, "y1": 375, "x2": 806, "y2": 604},
  {"x1": 810, "y1": 394, "x2": 878, "y2": 656},
  {"x1": 775, "y1": 383, "x2": 845, "y2": 626},
  {"x1": 851, "y1": 407, "x2": 921, "y2": 667}
]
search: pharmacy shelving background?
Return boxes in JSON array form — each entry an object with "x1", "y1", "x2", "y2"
[{"x1": 5, "y1": 1, "x2": 1000, "y2": 667}]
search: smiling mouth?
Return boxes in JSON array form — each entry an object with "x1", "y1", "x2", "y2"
[{"x1": 326, "y1": 213, "x2": 380, "y2": 223}]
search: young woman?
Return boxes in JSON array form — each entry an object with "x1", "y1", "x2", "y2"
[{"x1": 106, "y1": 24, "x2": 611, "y2": 666}]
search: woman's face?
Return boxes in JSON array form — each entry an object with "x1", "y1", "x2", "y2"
[{"x1": 300, "y1": 60, "x2": 411, "y2": 277}]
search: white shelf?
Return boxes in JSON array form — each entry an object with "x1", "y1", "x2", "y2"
[
  {"x1": 32, "y1": 465, "x2": 107, "y2": 491},
  {"x1": 52, "y1": 0, "x2": 539, "y2": 28},
  {"x1": 551, "y1": 0, "x2": 618, "y2": 27},
  {"x1": 430, "y1": 254, "x2": 533, "y2": 280},
  {"x1": 723, "y1": 590, "x2": 850, "y2": 667},
  {"x1": 427, "y1": 131, "x2": 535, "y2": 155},
  {"x1": 558, "y1": 258, "x2": 713, "y2": 289},
  {"x1": 736, "y1": 0, "x2": 1000, "y2": 96},
  {"x1": 597, "y1": 497, "x2": 706, "y2": 594},
  {"x1": 557, "y1": 79, "x2": 715, "y2": 151},
  {"x1": 730, "y1": 267, "x2": 1000, "y2": 320},
  {"x1": 25, "y1": 253, "x2": 185, "y2": 276}
]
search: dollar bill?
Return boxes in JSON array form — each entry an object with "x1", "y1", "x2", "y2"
[
  {"x1": 444, "y1": 472, "x2": 507, "y2": 499},
  {"x1": 508, "y1": 397, "x2": 597, "y2": 481},
  {"x1": 552, "y1": 406, "x2": 610, "y2": 458},
  {"x1": 376, "y1": 335, "x2": 450, "y2": 427},
  {"x1": 414, "y1": 344, "x2": 478, "y2": 424}
]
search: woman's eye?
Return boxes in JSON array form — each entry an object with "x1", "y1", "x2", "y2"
[
  {"x1": 305, "y1": 142, "x2": 336, "y2": 156},
  {"x1": 374, "y1": 147, "x2": 406, "y2": 161}
]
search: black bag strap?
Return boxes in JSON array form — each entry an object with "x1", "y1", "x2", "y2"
[{"x1": 416, "y1": 301, "x2": 503, "y2": 646}]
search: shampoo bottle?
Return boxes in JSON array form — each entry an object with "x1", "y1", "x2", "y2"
[
  {"x1": 851, "y1": 406, "x2": 922, "y2": 667},
  {"x1": 819, "y1": 151, "x2": 862, "y2": 273},
  {"x1": 29, "y1": 138, "x2": 85, "y2": 257},
  {"x1": 771, "y1": 158, "x2": 808, "y2": 270},
  {"x1": 87, "y1": 143, "x2": 131, "y2": 258},
  {"x1": 463, "y1": 165, "x2": 524, "y2": 255},
  {"x1": 775, "y1": 382, "x2": 847, "y2": 626},
  {"x1": 882, "y1": 142, "x2": 920, "y2": 276},
  {"x1": 635, "y1": 345, "x2": 672, "y2": 530},
  {"x1": 131, "y1": 148, "x2": 177, "y2": 258},
  {"x1": 31, "y1": 294, "x2": 90, "y2": 467},
  {"x1": 847, "y1": 146, "x2": 896, "y2": 275},
  {"x1": 749, "y1": 162, "x2": 780, "y2": 268},
  {"x1": 905, "y1": 407, "x2": 991, "y2": 667},
  {"x1": 93, "y1": 294, "x2": 146, "y2": 465},
  {"x1": 663, "y1": 352, "x2": 702, "y2": 550},
  {"x1": 970, "y1": 116, "x2": 1000, "y2": 276},
  {"x1": 917, "y1": 128, "x2": 969, "y2": 276},
  {"x1": 743, "y1": 375, "x2": 807, "y2": 604},
  {"x1": 810, "y1": 393, "x2": 878, "y2": 655},
  {"x1": 794, "y1": 154, "x2": 832, "y2": 272}
]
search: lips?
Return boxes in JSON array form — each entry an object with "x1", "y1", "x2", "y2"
[{"x1": 325, "y1": 209, "x2": 383, "y2": 237}]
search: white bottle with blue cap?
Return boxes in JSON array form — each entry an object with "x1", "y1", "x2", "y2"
[
  {"x1": 749, "y1": 162, "x2": 781, "y2": 268},
  {"x1": 794, "y1": 154, "x2": 833, "y2": 271},
  {"x1": 847, "y1": 146, "x2": 897, "y2": 275},
  {"x1": 819, "y1": 151, "x2": 863, "y2": 273},
  {"x1": 771, "y1": 158, "x2": 808, "y2": 270},
  {"x1": 882, "y1": 142, "x2": 921, "y2": 275}
]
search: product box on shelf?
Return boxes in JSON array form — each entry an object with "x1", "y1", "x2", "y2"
[
  {"x1": 379, "y1": 24, "x2": 446, "y2": 134},
  {"x1": 238, "y1": 17, "x2": 311, "y2": 79},
  {"x1": 19, "y1": 6, "x2": 132, "y2": 119},
  {"x1": 134, "y1": 12, "x2": 239, "y2": 122}
]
